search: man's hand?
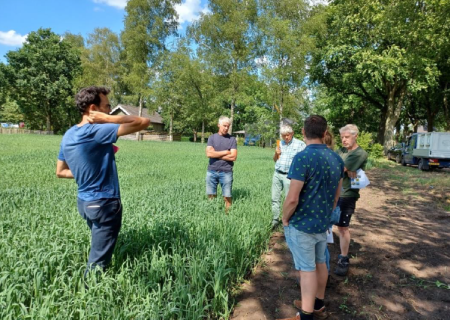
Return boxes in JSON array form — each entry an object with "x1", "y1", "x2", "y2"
[
  {"x1": 282, "y1": 179, "x2": 304, "y2": 226},
  {"x1": 88, "y1": 111, "x2": 110, "y2": 124},
  {"x1": 344, "y1": 167, "x2": 357, "y2": 179},
  {"x1": 347, "y1": 170, "x2": 357, "y2": 179},
  {"x1": 273, "y1": 147, "x2": 281, "y2": 162},
  {"x1": 275, "y1": 147, "x2": 281, "y2": 155}
]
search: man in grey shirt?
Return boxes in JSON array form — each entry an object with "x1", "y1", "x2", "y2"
[{"x1": 206, "y1": 116, "x2": 238, "y2": 211}]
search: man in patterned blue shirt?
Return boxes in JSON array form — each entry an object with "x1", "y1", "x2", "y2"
[
  {"x1": 272, "y1": 124, "x2": 306, "y2": 227},
  {"x1": 280, "y1": 115, "x2": 344, "y2": 320}
]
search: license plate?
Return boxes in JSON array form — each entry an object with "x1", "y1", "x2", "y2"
[{"x1": 429, "y1": 162, "x2": 439, "y2": 166}]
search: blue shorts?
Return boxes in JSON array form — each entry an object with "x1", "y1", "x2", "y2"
[
  {"x1": 284, "y1": 225, "x2": 327, "y2": 272},
  {"x1": 206, "y1": 170, "x2": 233, "y2": 198}
]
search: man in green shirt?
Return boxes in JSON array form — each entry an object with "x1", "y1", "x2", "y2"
[{"x1": 334, "y1": 124, "x2": 368, "y2": 277}]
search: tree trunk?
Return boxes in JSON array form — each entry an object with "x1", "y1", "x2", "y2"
[
  {"x1": 136, "y1": 95, "x2": 143, "y2": 141},
  {"x1": 201, "y1": 120, "x2": 205, "y2": 144},
  {"x1": 229, "y1": 97, "x2": 235, "y2": 135},
  {"x1": 193, "y1": 129, "x2": 197, "y2": 142},
  {"x1": 279, "y1": 101, "x2": 283, "y2": 139},
  {"x1": 377, "y1": 104, "x2": 388, "y2": 145},
  {"x1": 443, "y1": 82, "x2": 450, "y2": 131},
  {"x1": 382, "y1": 86, "x2": 406, "y2": 153},
  {"x1": 169, "y1": 110, "x2": 173, "y2": 142}
]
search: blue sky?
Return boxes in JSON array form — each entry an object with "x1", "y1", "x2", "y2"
[{"x1": 0, "y1": 0, "x2": 209, "y2": 63}]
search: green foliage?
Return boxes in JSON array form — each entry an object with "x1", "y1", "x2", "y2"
[
  {"x1": 66, "y1": 29, "x2": 125, "y2": 106},
  {"x1": 0, "y1": 99, "x2": 23, "y2": 123},
  {"x1": 0, "y1": 135, "x2": 275, "y2": 319},
  {"x1": 189, "y1": 0, "x2": 260, "y2": 133},
  {"x1": 356, "y1": 131, "x2": 374, "y2": 153},
  {"x1": 310, "y1": 0, "x2": 441, "y2": 150},
  {"x1": 5, "y1": 28, "x2": 81, "y2": 132},
  {"x1": 121, "y1": 0, "x2": 181, "y2": 106},
  {"x1": 370, "y1": 143, "x2": 385, "y2": 159}
]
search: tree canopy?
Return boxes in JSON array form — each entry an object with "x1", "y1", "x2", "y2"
[
  {"x1": 5, "y1": 28, "x2": 81, "y2": 132},
  {"x1": 1, "y1": 0, "x2": 449, "y2": 145}
]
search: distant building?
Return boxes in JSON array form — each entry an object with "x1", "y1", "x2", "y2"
[{"x1": 110, "y1": 105, "x2": 165, "y2": 132}]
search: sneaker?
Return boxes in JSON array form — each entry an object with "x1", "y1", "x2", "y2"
[
  {"x1": 293, "y1": 300, "x2": 328, "y2": 319},
  {"x1": 334, "y1": 255, "x2": 350, "y2": 276},
  {"x1": 272, "y1": 219, "x2": 280, "y2": 229}
]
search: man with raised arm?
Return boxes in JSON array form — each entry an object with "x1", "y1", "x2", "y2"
[
  {"x1": 205, "y1": 116, "x2": 238, "y2": 211},
  {"x1": 334, "y1": 124, "x2": 368, "y2": 277},
  {"x1": 272, "y1": 124, "x2": 306, "y2": 228},
  {"x1": 280, "y1": 115, "x2": 344, "y2": 320},
  {"x1": 56, "y1": 86, "x2": 150, "y2": 277}
]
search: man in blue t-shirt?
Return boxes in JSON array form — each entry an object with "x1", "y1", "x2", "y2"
[
  {"x1": 281, "y1": 115, "x2": 344, "y2": 320},
  {"x1": 56, "y1": 86, "x2": 150, "y2": 276},
  {"x1": 206, "y1": 116, "x2": 237, "y2": 211}
]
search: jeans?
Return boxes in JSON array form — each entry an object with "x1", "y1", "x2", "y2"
[
  {"x1": 206, "y1": 170, "x2": 233, "y2": 197},
  {"x1": 271, "y1": 171, "x2": 291, "y2": 221},
  {"x1": 77, "y1": 198, "x2": 122, "y2": 275}
]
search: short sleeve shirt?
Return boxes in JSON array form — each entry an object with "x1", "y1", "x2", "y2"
[
  {"x1": 275, "y1": 137, "x2": 306, "y2": 173},
  {"x1": 58, "y1": 123, "x2": 120, "y2": 201},
  {"x1": 287, "y1": 144, "x2": 345, "y2": 234},
  {"x1": 337, "y1": 146, "x2": 368, "y2": 198},
  {"x1": 207, "y1": 133, "x2": 237, "y2": 172}
]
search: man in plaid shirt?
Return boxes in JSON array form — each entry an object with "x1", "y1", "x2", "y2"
[{"x1": 272, "y1": 124, "x2": 306, "y2": 227}]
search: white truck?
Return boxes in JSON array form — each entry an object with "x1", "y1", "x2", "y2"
[{"x1": 402, "y1": 132, "x2": 450, "y2": 171}]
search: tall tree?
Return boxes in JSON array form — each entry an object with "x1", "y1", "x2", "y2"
[
  {"x1": 189, "y1": 0, "x2": 259, "y2": 134},
  {"x1": 154, "y1": 43, "x2": 217, "y2": 142},
  {"x1": 6, "y1": 28, "x2": 81, "y2": 132},
  {"x1": 0, "y1": 63, "x2": 9, "y2": 107},
  {"x1": 73, "y1": 28, "x2": 124, "y2": 105},
  {"x1": 311, "y1": 0, "x2": 439, "y2": 151},
  {"x1": 258, "y1": 0, "x2": 313, "y2": 131},
  {"x1": 121, "y1": 0, "x2": 181, "y2": 139}
]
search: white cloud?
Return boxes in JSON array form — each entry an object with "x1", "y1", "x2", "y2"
[
  {"x1": 0, "y1": 30, "x2": 27, "y2": 46},
  {"x1": 91, "y1": 0, "x2": 209, "y2": 23},
  {"x1": 175, "y1": 0, "x2": 208, "y2": 24},
  {"x1": 93, "y1": 0, "x2": 127, "y2": 10}
]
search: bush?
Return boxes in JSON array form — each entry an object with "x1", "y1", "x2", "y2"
[
  {"x1": 370, "y1": 143, "x2": 384, "y2": 159},
  {"x1": 357, "y1": 131, "x2": 373, "y2": 152}
]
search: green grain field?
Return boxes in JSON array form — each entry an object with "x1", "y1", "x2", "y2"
[{"x1": 0, "y1": 134, "x2": 274, "y2": 319}]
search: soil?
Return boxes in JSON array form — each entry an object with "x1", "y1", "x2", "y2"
[{"x1": 231, "y1": 167, "x2": 450, "y2": 320}]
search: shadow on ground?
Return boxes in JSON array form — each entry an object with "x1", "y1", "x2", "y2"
[{"x1": 231, "y1": 167, "x2": 450, "y2": 320}]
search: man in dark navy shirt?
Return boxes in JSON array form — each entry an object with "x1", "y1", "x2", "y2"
[
  {"x1": 205, "y1": 116, "x2": 238, "y2": 211},
  {"x1": 280, "y1": 115, "x2": 344, "y2": 320}
]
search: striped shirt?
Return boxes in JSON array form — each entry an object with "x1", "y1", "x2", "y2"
[{"x1": 275, "y1": 137, "x2": 306, "y2": 173}]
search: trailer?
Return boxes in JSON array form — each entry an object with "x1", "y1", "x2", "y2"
[{"x1": 401, "y1": 132, "x2": 450, "y2": 171}]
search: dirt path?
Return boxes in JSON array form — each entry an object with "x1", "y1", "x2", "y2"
[{"x1": 231, "y1": 167, "x2": 450, "y2": 320}]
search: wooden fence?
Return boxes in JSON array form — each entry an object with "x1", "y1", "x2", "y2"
[{"x1": 0, "y1": 128, "x2": 54, "y2": 135}]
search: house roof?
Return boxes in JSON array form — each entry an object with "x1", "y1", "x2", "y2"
[{"x1": 110, "y1": 105, "x2": 164, "y2": 124}]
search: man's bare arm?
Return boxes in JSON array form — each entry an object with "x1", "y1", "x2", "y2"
[
  {"x1": 273, "y1": 147, "x2": 281, "y2": 162},
  {"x1": 333, "y1": 178, "x2": 343, "y2": 210},
  {"x1": 344, "y1": 167, "x2": 357, "y2": 179},
  {"x1": 56, "y1": 160, "x2": 74, "y2": 179},
  {"x1": 282, "y1": 179, "x2": 304, "y2": 226},
  {"x1": 220, "y1": 149, "x2": 237, "y2": 162},
  {"x1": 88, "y1": 111, "x2": 150, "y2": 136},
  {"x1": 206, "y1": 146, "x2": 231, "y2": 158}
]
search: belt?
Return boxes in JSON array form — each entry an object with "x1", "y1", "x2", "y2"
[{"x1": 276, "y1": 169, "x2": 288, "y2": 175}]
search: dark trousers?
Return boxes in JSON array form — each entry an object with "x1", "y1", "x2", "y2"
[{"x1": 77, "y1": 198, "x2": 122, "y2": 275}]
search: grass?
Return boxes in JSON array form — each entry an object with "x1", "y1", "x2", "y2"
[
  {"x1": 375, "y1": 158, "x2": 450, "y2": 212},
  {"x1": 0, "y1": 134, "x2": 275, "y2": 320}
]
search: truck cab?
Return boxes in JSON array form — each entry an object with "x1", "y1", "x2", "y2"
[{"x1": 402, "y1": 132, "x2": 450, "y2": 171}]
